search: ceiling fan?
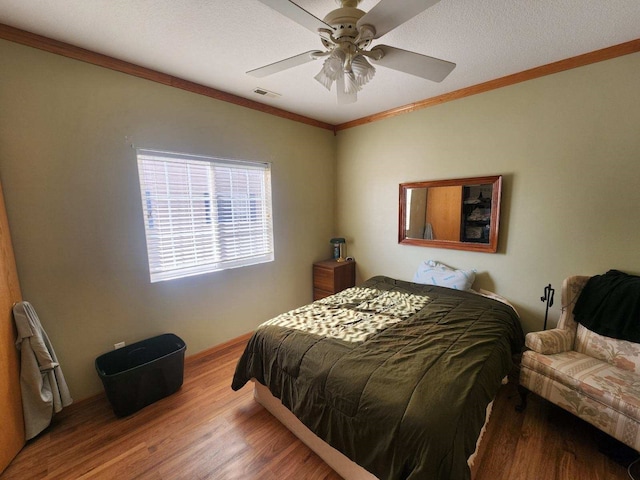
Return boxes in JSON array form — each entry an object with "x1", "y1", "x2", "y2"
[{"x1": 248, "y1": 0, "x2": 456, "y2": 104}]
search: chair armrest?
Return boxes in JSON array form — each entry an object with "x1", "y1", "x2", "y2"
[{"x1": 525, "y1": 328, "x2": 574, "y2": 354}]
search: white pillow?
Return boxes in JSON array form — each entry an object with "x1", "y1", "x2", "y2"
[{"x1": 413, "y1": 260, "x2": 476, "y2": 291}]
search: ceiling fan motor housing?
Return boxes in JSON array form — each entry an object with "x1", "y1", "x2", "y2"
[
  {"x1": 334, "y1": 0, "x2": 361, "y2": 7},
  {"x1": 323, "y1": 8, "x2": 365, "y2": 41}
]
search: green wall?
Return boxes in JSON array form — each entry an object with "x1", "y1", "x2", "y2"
[
  {"x1": 335, "y1": 52, "x2": 640, "y2": 333},
  {"x1": 0, "y1": 40, "x2": 336, "y2": 400}
]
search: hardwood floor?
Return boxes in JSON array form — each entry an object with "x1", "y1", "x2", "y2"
[{"x1": 2, "y1": 334, "x2": 636, "y2": 480}]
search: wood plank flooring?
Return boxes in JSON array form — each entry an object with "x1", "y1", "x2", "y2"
[{"x1": 2, "y1": 334, "x2": 636, "y2": 480}]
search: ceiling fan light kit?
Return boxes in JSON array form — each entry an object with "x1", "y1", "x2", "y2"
[{"x1": 250, "y1": 0, "x2": 456, "y2": 104}]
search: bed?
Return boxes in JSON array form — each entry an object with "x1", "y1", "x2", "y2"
[{"x1": 232, "y1": 275, "x2": 524, "y2": 480}]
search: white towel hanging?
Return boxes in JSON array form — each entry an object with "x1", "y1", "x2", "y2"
[{"x1": 13, "y1": 301, "x2": 72, "y2": 440}]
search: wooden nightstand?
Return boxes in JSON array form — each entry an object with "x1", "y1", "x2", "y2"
[{"x1": 313, "y1": 259, "x2": 356, "y2": 301}]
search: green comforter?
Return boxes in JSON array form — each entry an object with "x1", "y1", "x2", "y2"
[{"x1": 232, "y1": 276, "x2": 524, "y2": 480}]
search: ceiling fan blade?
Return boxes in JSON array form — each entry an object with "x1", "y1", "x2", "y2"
[
  {"x1": 258, "y1": 0, "x2": 331, "y2": 33},
  {"x1": 336, "y1": 76, "x2": 357, "y2": 104},
  {"x1": 371, "y1": 45, "x2": 455, "y2": 82},
  {"x1": 247, "y1": 50, "x2": 323, "y2": 78},
  {"x1": 357, "y1": 0, "x2": 441, "y2": 39}
]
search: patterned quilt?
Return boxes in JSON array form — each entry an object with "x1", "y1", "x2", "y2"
[
  {"x1": 262, "y1": 287, "x2": 432, "y2": 343},
  {"x1": 232, "y1": 276, "x2": 524, "y2": 480}
]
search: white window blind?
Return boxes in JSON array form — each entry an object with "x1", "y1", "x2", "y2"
[{"x1": 136, "y1": 149, "x2": 274, "y2": 282}]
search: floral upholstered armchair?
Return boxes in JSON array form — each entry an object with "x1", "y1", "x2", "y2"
[{"x1": 520, "y1": 275, "x2": 640, "y2": 452}]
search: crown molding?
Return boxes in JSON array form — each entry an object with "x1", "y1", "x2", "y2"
[
  {"x1": 0, "y1": 23, "x2": 335, "y2": 132},
  {"x1": 335, "y1": 38, "x2": 640, "y2": 131},
  {"x1": 1, "y1": 23, "x2": 638, "y2": 134}
]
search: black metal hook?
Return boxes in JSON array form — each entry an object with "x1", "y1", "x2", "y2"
[{"x1": 541, "y1": 283, "x2": 555, "y2": 330}]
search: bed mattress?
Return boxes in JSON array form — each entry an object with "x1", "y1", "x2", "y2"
[{"x1": 232, "y1": 275, "x2": 524, "y2": 480}]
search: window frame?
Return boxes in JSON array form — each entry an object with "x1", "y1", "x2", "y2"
[{"x1": 136, "y1": 148, "x2": 274, "y2": 283}]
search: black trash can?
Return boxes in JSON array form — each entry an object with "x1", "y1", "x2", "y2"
[{"x1": 95, "y1": 333, "x2": 186, "y2": 417}]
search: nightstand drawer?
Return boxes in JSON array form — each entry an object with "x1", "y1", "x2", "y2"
[
  {"x1": 313, "y1": 266, "x2": 335, "y2": 292},
  {"x1": 312, "y1": 259, "x2": 356, "y2": 299},
  {"x1": 313, "y1": 288, "x2": 333, "y2": 301}
]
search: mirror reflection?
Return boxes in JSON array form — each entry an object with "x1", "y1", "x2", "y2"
[{"x1": 399, "y1": 176, "x2": 502, "y2": 253}]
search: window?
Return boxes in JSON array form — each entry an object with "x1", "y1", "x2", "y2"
[{"x1": 136, "y1": 149, "x2": 274, "y2": 282}]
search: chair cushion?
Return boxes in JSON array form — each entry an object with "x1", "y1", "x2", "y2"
[{"x1": 522, "y1": 349, "x2": 640, "y2": 420}]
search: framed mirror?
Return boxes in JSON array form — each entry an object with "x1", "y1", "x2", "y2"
[{"x1": 399, "y1": 175, "x2": 502, "y2": 253}]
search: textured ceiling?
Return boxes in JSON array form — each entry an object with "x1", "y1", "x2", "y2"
[{"x1": 1, "y1": 0, "x2": 639, "y2": 125}]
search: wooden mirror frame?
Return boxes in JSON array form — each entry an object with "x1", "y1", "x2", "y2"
[{"x1": 398, "y1": 175, "x2": 502, "y2": 253}]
